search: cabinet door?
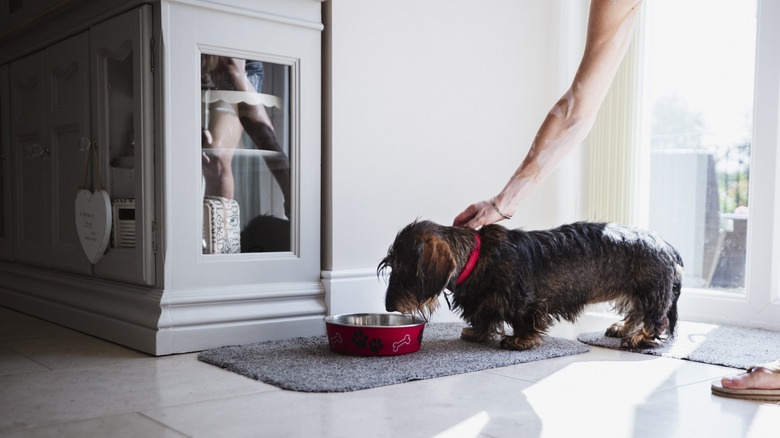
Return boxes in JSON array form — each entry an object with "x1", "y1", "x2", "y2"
[
  {"x1": 10, "y1": 33, "x2": 92, "y2": 273},
  {"x1": 10, "y1": 51, "x2": 48, "y2": 267},
  {"x1": 166, "y1": 2, "x2": 321, "y2": 290},
  {"x1": 47, "y1": 32, "x2": 93, "y2": 273},
  {"x1": 91, "y1": 5, "x2": 155, "y2": 286},
  {"x1": 0, "y1": 64, "x2": 10, "y2": 260}
]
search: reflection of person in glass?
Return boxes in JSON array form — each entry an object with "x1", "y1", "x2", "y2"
[{"x1": 200, "y1": 55, "x2": 290, "y2": 217}]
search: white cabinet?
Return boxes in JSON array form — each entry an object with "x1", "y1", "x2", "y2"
[
  {"x1": 0, "y1": 0, "x2": 324, "y2": 355},
  {"x1": 6, "y1": 7, "x2": 154, "y2": 284},
  {"x1": 158, "y1": 0, "x2": 325, "y2": 353}
]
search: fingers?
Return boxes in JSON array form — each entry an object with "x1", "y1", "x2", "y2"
[
  {"x1": 454, "y1": 200, "x2": 503, "y2": 229},
  {"x1": 453, "y1": 206, "x2": 476, "y2": 227}
]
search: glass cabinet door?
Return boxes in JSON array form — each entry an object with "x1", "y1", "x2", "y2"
[
  {"x1": 91, "y1": 5, "x2": 155, "y2": 285},
  {"x1": 200, "y1": 54, "x2": 292, "y2": 254},
  {"x1": 166, "y1": 0, "x2": 321, "y2": 294}
]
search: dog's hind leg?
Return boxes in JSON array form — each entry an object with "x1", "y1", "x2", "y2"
[
  {"x1": 621, "y1": 327, "x2": 663, "y2": 349},
  {"x1": 605, "y1": 319, "x2": 630, "y2": 338},
  {"x1": 618, "y1": 310, "x2": 670, "y2": 349},
  {"x1": 620, "y1": 279, "x2": 678, "y2": 349}
]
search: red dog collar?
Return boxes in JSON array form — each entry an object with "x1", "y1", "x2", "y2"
[{"x1": 456, "y1": 234, "x2": 481, "y2": 285}]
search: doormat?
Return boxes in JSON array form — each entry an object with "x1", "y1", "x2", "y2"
[
  {"x1": 577, "y1": 321, "x2": 780, "y2": 369},
  {"x1": 198, "y1": 322, "x2": 589, "y2": 392}
]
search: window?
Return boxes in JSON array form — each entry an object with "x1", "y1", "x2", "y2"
[
  {"x1": 588, "y1": 1, "x2": 780, "y2": 329},
  {"x1": 644, "y1": 0, "x2": 756, "y2": 291},
  {"x1": 639, "y1": 0, "x2": 780, "y2": 328}
]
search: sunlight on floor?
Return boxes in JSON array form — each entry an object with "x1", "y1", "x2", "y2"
[
  {"x1": 521, "y1": 359, "x2": 679, "y2": 436},
  {"x1": 745, "y1": 405, "x2": 780, "y2": 437},
  {"x1": 524, "y1": 359, "x2": 678, "y2": 402},
  {"x1": 431, "y1": 411, "x2": 490, "y2": 438}
]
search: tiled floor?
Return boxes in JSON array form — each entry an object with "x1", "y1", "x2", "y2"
[{"x1": 1, "y1": 305, "x2": 778, "y2": 438}]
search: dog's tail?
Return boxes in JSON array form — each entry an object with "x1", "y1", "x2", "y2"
[{"x1": 667, "y1": 258, "x2": 684, "y2": 337}]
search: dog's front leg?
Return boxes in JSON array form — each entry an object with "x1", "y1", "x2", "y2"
[
  {"x1": 501, "y1": 316, "x2": 546, "y2": 351},
  {"x1": 460, "y1": 326, "x2": 493, "y2": 343},
  {"x1": 500, "y1": 333, "x2": 544, "y2": 351}
]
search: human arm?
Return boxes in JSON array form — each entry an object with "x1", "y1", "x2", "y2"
[{"x1": 454, "y1": 0, "x2": 643, "y2": 228}]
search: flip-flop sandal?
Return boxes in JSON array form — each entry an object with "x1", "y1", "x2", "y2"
[{"x1": 711, "y1": 362, "x2": 780, "y2": 402}]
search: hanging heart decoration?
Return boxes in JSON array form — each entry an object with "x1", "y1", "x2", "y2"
[
  {"x1": 75, "y1": 189, "x2": 112, "y2": 264},
  {"x1": 74, "y1": 138, "x2": 112, "y2": 264}
]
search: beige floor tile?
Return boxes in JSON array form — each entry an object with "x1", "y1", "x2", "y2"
[
  {"x1": 0, "y1": 413, "x2": 189, "y2": 438},
  {"x1": 0, "y1": 307, "x2": 75, "y2": 342},
  {"x1": 0, "y1": 346, "x2": 50, "y2": 375},
  {"x1": 0, "y1": 353, "x2": 275, "y2": 432},
  {"x1": 2, "y1": 306, "x2": 778, "y2": 438},
  {"x1": 145, "y1": 371, "x2": 541, "y2": 438},
  {"x1": 515, "y1": 356, "x2": 752, "y2": 437},
  {"x1": 489, "y1": 346, "x2": 735, "y2": 389},
  {"x1": 632, "y1": 379, "x2": 780, "y2": 438},
  {"x1": 1, "y1": 331, "x2": 149, "y2": 372}
]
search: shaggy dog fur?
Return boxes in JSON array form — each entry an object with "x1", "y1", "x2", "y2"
[{"x1": 378, "y1": 220, "x2": 684, "y2": 350}]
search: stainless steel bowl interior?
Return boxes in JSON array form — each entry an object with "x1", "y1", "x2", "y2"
[{"x1": 324, "y1": 313, "x2": 424, "y2": 328}]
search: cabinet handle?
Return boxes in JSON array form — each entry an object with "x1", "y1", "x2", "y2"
[{"x1": 77, "y1": 136, "x2": 91, "y2": 151}]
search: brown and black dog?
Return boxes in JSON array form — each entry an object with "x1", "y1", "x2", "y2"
[{"x1": 379, "y1": 220, "x2": 683, "y2": 350}]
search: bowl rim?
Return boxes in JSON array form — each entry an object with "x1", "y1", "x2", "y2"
[{"x1": 324, "y1": 312, "x2": 425, "y2": 328}]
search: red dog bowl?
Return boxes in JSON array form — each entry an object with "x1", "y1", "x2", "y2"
[{"x1": 324, "y1": 313, "x2": 426, "y2": 356}]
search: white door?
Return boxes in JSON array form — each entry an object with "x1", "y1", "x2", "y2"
[{"x1": 642, "y1": 0, "x2": 780, "y2": 329}]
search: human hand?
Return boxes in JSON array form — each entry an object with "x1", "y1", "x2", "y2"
[
  {"x1": 453, "y1": 199, "x2": 504, "y2": 229},
  {"x1": 202, "y1": 128, "x2": 213, "y2": 148}
]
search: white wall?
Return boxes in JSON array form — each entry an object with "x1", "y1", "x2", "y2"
[{"x1": 322, "y1": 0, "x2": 589, "y2": 319}]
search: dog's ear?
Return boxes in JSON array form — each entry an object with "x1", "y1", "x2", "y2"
[{"x1": 417, "y1": 235, "x2": 456, "y2": 298}]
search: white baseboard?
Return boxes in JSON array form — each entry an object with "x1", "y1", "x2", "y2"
[
  {"x1": 157, "y1": 281, "x2": 327, "y2": 354},
  {"x1": 0, "y1": 262, "x2": 327, "y2": 355}
]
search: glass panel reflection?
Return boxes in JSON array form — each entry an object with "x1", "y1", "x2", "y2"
[{"x1": 201, "y1": 55, "x2": 291, "y2": 254}]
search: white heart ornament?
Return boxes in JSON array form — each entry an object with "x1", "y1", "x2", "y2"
[{"x1": 74, "y1": 189, "x2": 112, "y2": 264}]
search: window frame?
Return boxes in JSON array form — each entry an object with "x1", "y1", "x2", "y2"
[{"x1": 587, "y1": 0, "x2": 780, "y2": 330}]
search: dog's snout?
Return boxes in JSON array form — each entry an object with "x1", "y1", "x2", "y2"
[{"x1": 385, "y1": 296, "x2": 397, "y2": 313}]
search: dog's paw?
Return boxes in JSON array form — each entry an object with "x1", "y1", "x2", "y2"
[
  {"x1": 605, "y1": 321, "x2": 629, "y2": 338},
  {"x1": 619, "y1": 329, "x2": 663, "y2": 350},
  {"x1": 500, "y1": 334, "x2": 543, "y2": 351}
]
